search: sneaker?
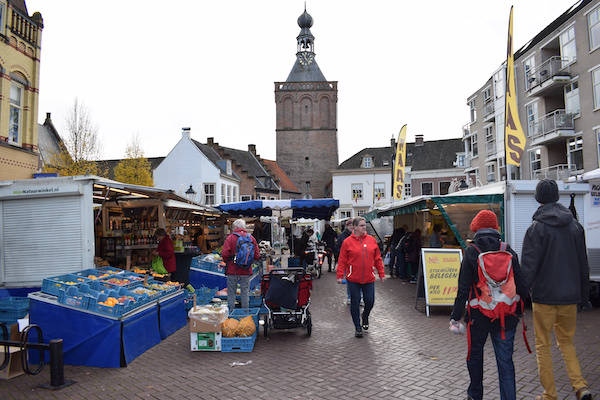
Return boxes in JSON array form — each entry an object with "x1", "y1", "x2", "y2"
[
  {"x1": 360, "y1": 300, "x2": 364, "y2": 307},
  {"x1": 362, "y1": 315, "x2": 369, "y2": 331},
  {"x1": 576, "y1": 388, "x2": 592, "y2": 400},
  {"x1": 345, "y1": 298, "x2": 351, "y2": 305},
  {"x1": 409, "y1": 279, "x2": 417, "y2": 284},
  {"x1": 355, "y1": 329, "x2": 363, "y2": 338}
]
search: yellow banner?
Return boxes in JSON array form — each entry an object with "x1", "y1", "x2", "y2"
[
  {"x1": 393, "y1": 125, "x2": 407, "y2": 200},
  {"x1": 421, "y1": 249, "x2": 462, "y2": 305},
  {"x1": 505, "y1": 6, "x2": 526, "y2": 166}
]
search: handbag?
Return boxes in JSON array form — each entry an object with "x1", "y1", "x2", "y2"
[{"x1": 151, "y1": 256, "x2": 168, "y2": 275}]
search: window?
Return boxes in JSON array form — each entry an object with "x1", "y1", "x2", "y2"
[
  {"x1": 524, "y1": 56, "x2": 536, "y2": 90},
  {"x1": 589, "y1": 5, "x2": 600, "y2": 50},
  {"x1": 357, "y1": 209, "x2": 366, "y2": 216},
  {"x1": 260, "y1": 196, "x2": 267, "y2": 200},
  {"x1": 404, "y1": 183, "x2": 411, "y2": 198},
  {"x1": 559, "y1": 26, "x2": 576, "y2": 67},
  {"x1": 439, "y1": 181, "x2": 451, "y2": 195},
  {"x1": 241, "y1": 195, "x2": 251, "y2": 201},
  {"x1": 565, "y1": 80, "x2": 580, "y2": 117},
  {"x1": 468, "y1": 99, "x2": 476, "y2": 123},
  {"x1": 374, "y1": 182, "x2": 385, "y2": 201},
  {"x1": 593, "y1": 66, "x2": 600, "y2": 110},
  {"x1": 486, "y1": 163, "x2": 496, "y2": 183},
  {"x1": 457, "y1": 154, "x2": 466, "y2": 168},
  {"x1": 530, "y1": 148, "x2": 542, "y2": 178},
  {"x1": 499, "y1": 157, "x2": 506, "y2": 181},
  {"x1": 270, "y1": 197, "x2": 276, "y2": 200},
  {"x1": 483, "y1": 87, "x2": 491, "y2": 104},
  {"x1": 472, "y1": 132, "x2": 478, "y2": 157},
  {"x1": 226, "y1": 160, "x2": 232, "y2": 175},
  {"x1": 227, "y1": 185, "x2": 232, "y2": 203},
  {"x1": 203, "y1": 183, "x2": 215, "y2": 205},
  {"x1": 421, "y1": 182, "x2": 433, "y2": 196},
  {"x1": 305, "y1": 181, "x2": 311, "y2": 192},
  {"x1": 340, "y1": 210, "x2": 352, "y2": 219},
  {"x1": 221, "y1": 184, "x2": 226, "y2": 203},
  {"x1": 526, "y1": 102, "x2": 539, "y2": 137},
  {"x1": 0, "y1": 3, "x2": 4, "y2": 33},
  {"x1": 351, "y1": 183, "x2": 363, "y2": 200},
  {"x1": 233, "y1": 187, "x2": 238, "y2": 202},
  {"x1": 362, "y1": 156, "x2": 373, "y2": 168},
  {"x1": 9, "y1": 82, "x2": 23, "y2": 144},
  {"x1": 493, "y1": 70, "x2": 505, "y2": 99},
  {"x1": 485, "y1": 125, "x2": 495, "y2": 156},
  {"x1": 568, "y1": 136, "x2": 583, "y2": 171},
  {"x1": 596, "y1": 127, "x2": 600, "y2": 167}
]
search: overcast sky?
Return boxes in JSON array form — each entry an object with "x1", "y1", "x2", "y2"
[{"x1": 26, "y1": 0, "x2": 577, "y2": 162}]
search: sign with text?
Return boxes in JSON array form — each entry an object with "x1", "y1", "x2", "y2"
[{"x1": 421, "y1": 248, "x2": 462, "y2": 311}]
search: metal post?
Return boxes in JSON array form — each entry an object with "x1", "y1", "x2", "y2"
[{"x1": 49, "y1": 339, "x2": 64, "y2": 387}]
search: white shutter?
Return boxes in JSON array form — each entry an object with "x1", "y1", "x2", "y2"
[{"x1": 2, "y1": 196, "x2": 83, "y2": 284}]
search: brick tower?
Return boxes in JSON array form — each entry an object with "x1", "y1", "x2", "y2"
[{"x1": 275, "y1": 8, "x2": 338, "y2": 199}]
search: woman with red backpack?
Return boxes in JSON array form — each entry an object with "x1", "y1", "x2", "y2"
[{"x1": 449, "y1": 210, "x2": 528, "y2": 400}]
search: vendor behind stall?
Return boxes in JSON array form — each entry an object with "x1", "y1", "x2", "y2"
[{"x1": 153, "y1": 228, "x2": 176, "y2": 276}]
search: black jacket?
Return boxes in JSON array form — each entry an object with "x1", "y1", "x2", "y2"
[
  {"x1": 450, "y1": 229, "x2": 526, "y2": 331},
  {"x1": 335, "y1": 229, "x2": 352, "y2": 258},
  {"x1": 322, "y1": 227, "x2": 337, "y2": 250},
  {"x1": 521, "y1": 202, "x2": 590, "y2": 305}
]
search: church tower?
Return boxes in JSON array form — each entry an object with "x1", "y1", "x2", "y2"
[{"x1": 275, "y1": 8, "x2": 338, "y2": 199}]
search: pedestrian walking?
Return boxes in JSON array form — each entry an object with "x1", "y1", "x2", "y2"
[
  {"x1": 385, "y1": 227, "x2": 405, "y2": 278},
  {"x1": 403, "y1": 229, "x2": 421, "y2": 283},
  {"x1": 450, "y1": 210, "x2": 527, "y2": 400},
  {"x1": 222, "y1": 219, "x2": 260, "y2": 311},
  {"x1": 336, "y1": 217, "x2": 385, "y2": 338},
  {"x1": 521, "y1": 179, "x2": 592, "y2": 400},
  {"x1": 322, "y1": 223, "x2": 337, "y2": 271},
  {"x1": 336, "y1": 219, "x2": 355, "y2": 304}
]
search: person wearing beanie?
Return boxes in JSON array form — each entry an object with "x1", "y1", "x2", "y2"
[
  {"x1": 450, "y1": 210, "x2": 526, "y2": 400},
  {"x1": 521, "y1": 179, "x2": 592, "y2": 400}
]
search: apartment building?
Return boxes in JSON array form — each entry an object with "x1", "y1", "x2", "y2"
[{"x1": 464, "y1": 0, "x2": 600, "y2": 184}]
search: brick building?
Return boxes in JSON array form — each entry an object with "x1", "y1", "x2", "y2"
[{"x1": 275, "y1": 8, "x2": 338, "y2": 199}]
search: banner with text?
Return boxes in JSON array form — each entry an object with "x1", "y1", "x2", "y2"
[
  {"x1": 393, "y1": 125, "x2": 407, "y2": 200},
  {"x1": 421, "y1": 248, "x2": 462, "y2": 306}
]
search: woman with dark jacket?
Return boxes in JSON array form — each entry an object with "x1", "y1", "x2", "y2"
[
  {"x1": 404, "y1": 229, "x2": 421, "y2": 283},
  {"x1": 321, "y1": 224, "x2": 337, "y2": 271},
  {"x1": 450, "y1": 210, "x2": 527, "y2": 400}
]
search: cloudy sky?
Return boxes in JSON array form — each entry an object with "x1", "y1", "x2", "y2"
[{"x1": 26, "y1": 0, "x2": 576, "y2": 162}]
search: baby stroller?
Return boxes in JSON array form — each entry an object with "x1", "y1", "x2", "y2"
[{"x1": 261, "y1": 268, "x2": 312, "y2": 337}]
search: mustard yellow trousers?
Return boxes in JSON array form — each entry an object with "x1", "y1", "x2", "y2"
[{"x1": 532, "y1": 303, "x2": 587, "y2": 400}]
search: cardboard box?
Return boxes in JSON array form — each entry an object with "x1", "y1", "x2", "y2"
[
  {"x1": 190, "y1": 332, "x2": 222, "y2": 351},
  {"x1": 0, "y1": 324, "x2": 24, "y2": 380},
  {"x1": 189, "y1": 319, "x2": 222, "y2": 333}
]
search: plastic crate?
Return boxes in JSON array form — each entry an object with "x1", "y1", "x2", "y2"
[
  {"x1": 94, "y1": 276, "x2": 138, "y2": 290},
  {"x1": 42, "y1": 274, "x2": 90, "y2": 296},
  {"x1": 230, "y1": 307, "x2": 260, "y2": 327},
  {"x1": 97, "y1": 266, "x2": 125, "y2": 275},
  {"x1": 73, "y1": 269, "x2": 112, "y2": 281},
  {"x1": 0, "y1": 297, "x2": 30, "y2": 322},
  {"x1": 89, "y1": 291, "x2": 133, "y2": 317},
  {"x1": 57, "y1": 286, "x2": 90, "y2": 310},
  {"x1": 142, "y1": 282, "x2": 178, "y2": 296},
  {"x1": 121, "y1": 272, "x2": 151, "y2": 283},
  {"x1": 129, "y1": 284, "x2": 162, "y2": 301},
  {"x1": 221, "y1": 331, "x2": 257, "y2": 352}
]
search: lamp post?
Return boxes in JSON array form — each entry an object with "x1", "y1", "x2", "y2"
[{"x1": 458, "y1": 179, "x2": 469, "y2": 191}]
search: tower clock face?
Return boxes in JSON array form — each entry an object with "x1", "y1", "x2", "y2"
[{"x1": 298, "y1": 53, "x2": 314, "y2": 66}]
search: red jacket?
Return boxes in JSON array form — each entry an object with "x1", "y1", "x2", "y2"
[
  {"x1": 222, "y1": 228, "x2": 260, "y2": 276},
  {"x1": 337, "y1": 234, "x2": 385, "y2": 284},
  {"x1": 157, "y1": 236, "x2": 176, "y2": 273}
]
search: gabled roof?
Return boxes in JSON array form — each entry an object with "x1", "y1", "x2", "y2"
[
  {"x1": 262, "y1": 159, "x2": 301, "y2": 193},
  {"x1": 217, "y1": 146, "x2": 278, "y2": 191},
  {"x1": 96, "y1": 157, "x2": 165, "y2": 180},
  {"x1": 190, "y1": 139, "x2": 229, "y2": 174},
  {"x1": 338, "y1": 138, "x2": 463, "y2": 172}
]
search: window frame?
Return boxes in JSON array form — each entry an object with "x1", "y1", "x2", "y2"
[
  {"x1": 421, "y1": 182, "x2": 433, "y2": 196},
  {"x1": 468, "y1": 99, "x2": 477, "y2": 123},
  {"x1": 523, "y1": 55, "x2": 536, "y2": 90},
  {"x1": 593, "y1": 66, "x2": 600, "y2": 110},
  {"x1": 404, "y1": 183, "x2": 411, "y2": 198},
  {"x1": 471, "y1": 131, "x2": 478, "y2": 157},
  {"x1": 568, "y1": 136, "x2": 584, "y2": 171},
  {"x1": 439, "y1": 181, "x2": 451, "y2": 195},
  {"x1": 233, "y1": 186, "x2": 238, "y2": 202},
  {"x1": 340, "y1": 210, "x2": 352, "y2": 219},
  {"x1": 588, "y1": 4, "x2": 600, "y2": 52},
  {"x1": 595, "y1": 126, "x2": 600, "y2": 168},
  {"x1": 362, "y1": 156, "x2": 373, "y2": 168},
  {"x1": 221, "y1": 183, "x2": 226, "y2": 203},
  {"x1": 526, "y1": 101, "x2": 539, "y2": 137},
  {"x1": 486, "y1": 163, "x2": 496, "y2": 183},
  {"x1": 241, "y1": 195, "x2": 252, "y2": 201},
  {"x1": 351, "y1": 183, "x2": 363, "y2": 200},
  {"x1": 203, "y1": 183, "x2": 216, "y2": 205},
  {"x1": 484, "y1": 124, "x2": 495, "y2": 156},
  {"x1": 559, "y1": 26, "x2": 577, "y2": 67},
  {"x1": 373, "y1": 182, "x2": 385, "y2": 201},
  {"x1": 529, "y1": 148, "x2": 542, "y2": 178},
  {"x1": 9, "y1": 81, "x2": 24, "y2": 145},
  {"x1": 564, "y1": 79, "x2": 580, "y2": 117}
]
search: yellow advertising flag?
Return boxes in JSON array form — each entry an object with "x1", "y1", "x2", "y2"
[
  {"x1": 505, "y1": 6, "x2": 526, "y2": 166},
  {"x1": 393, "y1": 125, "x2": 407, "y2": 200}
]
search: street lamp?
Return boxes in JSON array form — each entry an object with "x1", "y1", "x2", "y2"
[
  {"x1": 458, "y1": 180, "x2": 469, "y2": 190},
  {"x1": 185, "y1": 185, "x2": 196, "y2": 195}
]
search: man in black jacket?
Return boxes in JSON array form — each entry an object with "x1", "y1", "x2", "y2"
[
  {"x1": 521, "y1": 179, "x2": 592, "y2": 400},
  {"x1": 450, "y1": 210, "x2": 526, "y2": 400}
]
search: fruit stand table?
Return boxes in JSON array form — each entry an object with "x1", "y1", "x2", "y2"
[{"x1": 157, "y1": 290, "x2": 186, "y2": 340}]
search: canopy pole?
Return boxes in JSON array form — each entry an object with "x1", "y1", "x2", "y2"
[
  {"x1": 368, "y1": 220, "x2": 383, "y2": 246},
  {"x1": 431, "y1": 198, "x2": 466, "y2": 250}
]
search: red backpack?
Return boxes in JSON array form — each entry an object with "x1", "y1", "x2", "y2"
[{"x1": 467, "y1": 242, "x2": 531, "y2": 359}]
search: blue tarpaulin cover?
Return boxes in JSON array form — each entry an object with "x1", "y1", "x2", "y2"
[
  {"x1": 217, "y1": 199, "x2": 339, "y2": 220},
  {"x1": 122, "y1": 306, "x2": 161, "y2": 365},
  {"x1": 158, "y1": 292, "x2": 187, "y2": 340}
]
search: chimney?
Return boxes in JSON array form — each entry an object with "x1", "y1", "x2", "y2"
[
  {"x1": 45, "y1": 112, "x2": 51, "y2": 122},
  {"x1": 248, "y1": 144, "x2": 256, "y2": 155},
  {"x1": 415, "y1": 134, "x2": 424, "y2": 147},
  {"x1": 390, "y1": 137, "x2": 396, "y2": 150},
  {"x1": 182, "y1": 127, "x2": 191, "y2": 139},
  {"x1": 207, "y1": 137, "x2": 214, "y2": 145}
]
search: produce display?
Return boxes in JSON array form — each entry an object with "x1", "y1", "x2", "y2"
[
  {"x1": 85, "y1": 273, "x2": 110, "y2": 280},
  {"x1": 222, "y1": 318, "x2": 239, "y2": 337},
  {"x1": 131, "y1": 286, "x2": 160, "y2": 297},
  {"x1": 104, "y1": 278, "x2": 134, "y2": 286},
  {"x1": 98, "y1": 296, "x2": 134, "y2": 307},
  {"x1": 221, "y1": 316, "x2": 256, "y2": 337},
  {"x1": 145, "y1": 282, "x2": 173, "y2": 291}
]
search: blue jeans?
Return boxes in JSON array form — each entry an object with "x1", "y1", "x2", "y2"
[
  {"x1": 467, "y1": 325, "x2": 516, "y2": 400},
  {"x1": 347, "y1": 282, "x2": 374, "y2": 331},
  {"x1": 226, "y1": 275, "x2": 250, "y2": 311},
  {"x1": 395, "y1": 250, "x2": 407, "y2": 279}
]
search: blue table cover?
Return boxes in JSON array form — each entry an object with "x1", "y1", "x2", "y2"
[{"x1": 158, "y1": 292, "x2": 186, "y2": 339}]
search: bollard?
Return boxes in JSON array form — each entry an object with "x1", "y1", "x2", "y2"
[{"x1": 49, "y1": 339, "x2": 64, "y2": 387}]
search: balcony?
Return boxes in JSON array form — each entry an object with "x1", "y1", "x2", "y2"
[
  {"x1": 525, "y1": 56, "x2": 572, "y2": 97},
  {"x1": 532, "y1": 164, "x2": 577, "y2": 180},
  {"x1": 483, "y1": 102, "x2": 495, "y2": 121},
  {"x1": 463, "y1": 123, "x2": 472, "y2": 138},
  {"x1": 528, "y1": 110, "x2": 576, "y2": 146}
]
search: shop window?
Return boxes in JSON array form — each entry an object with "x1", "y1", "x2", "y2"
[
  {"x1": 421, "y1": 182, "x2": 433, "y2": 196},
  {"x1": 374, "y1": 182, "x2": 385, "y2": 201},
  {"x1": 351, "y1": 183, "x2": 363, "y2": 200},
  {"x1": 568, "y1": 136, "x2": 583, "y2": 171},
  {"x1": 203, "y1": 183, "x2": 215, "y2": 205},
  {"x1": 439, "y1": 181, "x2": 451, "y2": 195}
]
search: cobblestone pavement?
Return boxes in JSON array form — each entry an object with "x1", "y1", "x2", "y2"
[{"x1": 1, "y1": 270, "x2": 599, "y2": 400}]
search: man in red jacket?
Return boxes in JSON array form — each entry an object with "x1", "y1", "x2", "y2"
[
  {"x1": 222, "y1": 219, "x2": 260, "y2": 311},
  {"x1": 337, "y1": 217, "x2": 385, "y2": 337}
]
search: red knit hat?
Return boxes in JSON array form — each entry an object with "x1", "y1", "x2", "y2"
[{"x1": 470, "y1": 210, "x2": 499, "y2": 232}]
